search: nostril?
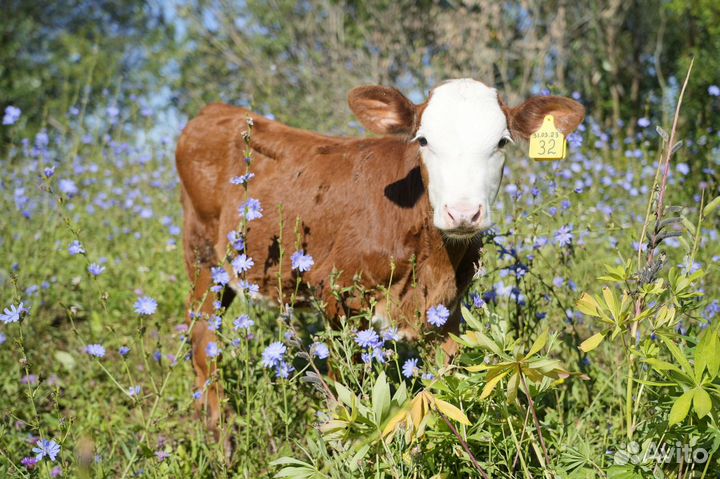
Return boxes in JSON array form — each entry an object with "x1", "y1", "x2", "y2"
[
  {"x1": 444, "y1": 205, "x2": 455, "y2": 222},
  {"x1": 471, "y1": 205, "x2": 483, "y2": 223}
]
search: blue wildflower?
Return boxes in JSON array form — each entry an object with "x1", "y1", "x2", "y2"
[
  {"x1": 354, "y1": 329, "x2": 380, "y2": 349},
  {"x1": 230, "y1": 173, "x2": 255, "y2": 185},
  {"x1": 211, "y1": 267, "x2": 230, "y2": 285},
  {"x1": 637, "y1": 117, "x2": 651, "y2": 128},
  {"x1": 227, "y1": 231, "x2": 245, "y2": 251},
  {"x1": 44, "y1": 166, "x2": 55, "y2": 178},
  {"x1": 371, "y1": 347, "x2": 387, "y2": 364},
  {"x1": 554, "y1": 225, "x2": 574, "y2": 247},
  {"x1": 290, "y1": 251, "x2": 314, "y2": 272},
  {"x1": 239, "y1": 198, "x2": 263, "y2": 221},
  {"x1": 275, "y1": 360, "x2": 294, "y2": 379},
  {"x1": 206, "y1": 342, "x2": 221, "y2": 358},
  {"x1": 311, "y1": 342, "x2": 329, "y2": 359},
  {"x1": 88, "y1": 263, "x2": 105, "y2": 276},
  {"x1": 3, "y1": 105, "x2": 21, "y2": 125},
  {"x1": 262, "y1": 341, "x2": 287, "y2": 368},
  {"x1": 85, "y1": 344, "x2": 105, "y2": 358},
  {"x1": 402, "y1": 358, "x2": 419, "y2": 378},
  {"x1": 1, "y1": 302, "x2": 29, "y2": 324},
  {"x1": 382, "y1": 327, "x2": 400, "y2": 342},
  {"x1": 32, "y1": 439, "x2": 61, "y2": 462},
  {"x1": 134, "y1": 296, "x2": 157, "y2": 315},
  {"x1": 68, "y1": 240, "x2": 85, "y2": 256},
  {"x1": 676, "y1": 163, "x2": 689, "y2": 176},
  {"x1": 472, "y1": 293, "x2": 485, "y2": 308},
  {"x1": 119, "y1": 346, "x2": 130, "y2": 356},
  {"x1": 708, "y1": 85, "x2": 720, "y2": 97},
  {"x1": 128, "y1": 386, "x2": 142, "y2": 397},
  {"x1": 0, "y1": 333, "x2": 5, "y2": 345},
  {"x1": 232, "y1": 254, "x2": 254, "y2": 274},
  {"x1": 427, "y1": 304, "x2": 450, "y2": 327},
  {"x1": 58, "y1": 179, "x2": 78, "y2": 197},
  {"x1": 233, "y1": 314, "x2": 254, "y2": 330}
]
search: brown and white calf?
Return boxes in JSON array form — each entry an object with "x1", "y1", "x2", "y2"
[{"x1": 176, "y1": 79, "x2": 584, "y2": 430}]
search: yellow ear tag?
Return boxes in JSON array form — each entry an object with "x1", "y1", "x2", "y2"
[{"x1": 529, "y1": 115, "x2": 566, "y2": 161}]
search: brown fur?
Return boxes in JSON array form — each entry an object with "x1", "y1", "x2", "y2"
[{"x1": 176, "y1": 85, "x2": 584, "y2": 433}]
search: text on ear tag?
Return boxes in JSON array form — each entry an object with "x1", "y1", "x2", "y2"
[{"x1": 529, "y1": 115, "x2": 566, "y2": 161}]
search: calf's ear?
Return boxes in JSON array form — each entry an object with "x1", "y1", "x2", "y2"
[
  {"x1": 348, "y1": 86, "x2": 417, "y2": 136},
  {"x1": 503, "y1": 96, "x2": 585, "y2": 140}
]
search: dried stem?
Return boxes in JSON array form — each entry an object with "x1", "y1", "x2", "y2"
[
  {"x1": 436, "y1": 409, "x2": 490, "y2": 479},
  {"x1": 519, "y1": 372, "x2": 551, "y2": 468}
]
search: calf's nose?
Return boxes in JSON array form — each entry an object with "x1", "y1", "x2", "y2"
[{"x1": 443, "y1": 203, "x2": 483, "y2": 228}]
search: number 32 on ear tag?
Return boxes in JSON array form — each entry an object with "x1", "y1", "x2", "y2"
[{"x1": 529, "y1": 115, "x2": 566, "y2": 161}]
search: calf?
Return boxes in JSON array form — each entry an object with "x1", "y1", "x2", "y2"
[{"x1": 176, "y1": 79, "x2": 584, "y2": 431}]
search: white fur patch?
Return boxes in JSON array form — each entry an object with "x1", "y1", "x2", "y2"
[{"x1": 417, "y1": 79, "x2": 508, "y2": 235}]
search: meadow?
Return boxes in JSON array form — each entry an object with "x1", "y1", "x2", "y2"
[{"x1": 1, "y1": 62, "x2": 720, "y2": 479}]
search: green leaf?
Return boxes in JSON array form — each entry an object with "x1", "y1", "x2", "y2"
[
  {"x1": 707, "y1": 333, "x2": 720, "y2": 379},
  {"x1": 643, "y1": 358, "x2": 682, "y2": 374},
  {"x1": 348, "y1": 444, "x2": 370, "y2": 472},
  {"x1": 659, "y1": 334, "x2": 694, "y2": 379},
  {"x1": 602, "y1": 287, "x2": 620, "y2": 320},
  {"x1": 461, "y1": 305, "x2": 484, "y2": 331},
  {"x1": 693, "y1": 388, "x2": 712, "y2": 419},
  {"x1": 334, "y1": 382, "x2": 356, "y2": 409},
  {"x1": 506, "y1": 372, "x2": 519, "y2": 404},
  {"x1": 434, "y1": 399, "x2": 471, "y2": 425},
  {"x1": 576, "y1": 293, "x2": 601, "y2": 317},
  {"x1": 579, "y1": 332, "x2": 605, "y2": 352},
  {"x1": 480, "y1": 369, "x2": 510, "y2": 400},
  {"x1": 669, "y1": 389, "x2": 695, "y2": 426},
  {"x1": 462, "y1": 331, "x2": 501, "y2": 355},
  {"x1": 372, "y1": 372, "x2": 390, "y2": 425},
  {"x1": 525, "y1": 328, "x2": 549, "y2": 358}
]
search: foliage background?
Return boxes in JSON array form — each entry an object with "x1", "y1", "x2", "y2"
[{"x1": 1, "y1": 1, "x2": 720, "y2": 478}]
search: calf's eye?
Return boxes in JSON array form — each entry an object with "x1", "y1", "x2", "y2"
[
  {"x1": 498, "y1": 137, "x2": 510, "y2": 149},
  {"x1": 416, "y1": 136, "x2": 428, "y2": 147}
]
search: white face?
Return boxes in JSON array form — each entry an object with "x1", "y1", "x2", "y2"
[{"x1": 416, "y1": 79, "x2": 510, "y2": 238}]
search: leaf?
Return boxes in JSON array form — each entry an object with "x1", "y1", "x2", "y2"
[
  {"x1": 462, "y1": 331, "x2": 501, "y2": 355},
  {"x1": 393, "y1": 381, "x2": 408, "y2": 405},
  {"x1": 707, "y1": 333, "x2": 720, "y2": 379},
  {"x1": 382, "y1": 408, "x2": 408, "y2": 438},
  {"x1": 480, "y1": 369, "x2": 510, "y2": 400},
  {"x1": 334, "y1": 382, "x2": 356, "y2": 409},
  {"x1": 602, "y1": 287, "x2": 619, "y2": 320},
  {"x1": 693, "y1": 388, "x2": 712, "y2": 419},
  {"x1": 576, "y1": 293, "x2": 601, "y2": 317},
  {"x1": 659, "y1": 334, "x2": 694, "y2": 378},
  {"x1": 410, "y1": 391, "x2": 430, "y2": 429},
  {"x1": 348, "y1": 444, "x2": 370, "y2": 472},
  {"x1": 461, "y1": 305, "x2": 484, "y2": 331},
  {"x1": 434, "y1": 399, "x2": 471, "y2": 426},
  {"x1": 579, "y1": 332, "x2": 605, "y2": 352},
  {"x1": 506, "y1": 372, "x2": 519, "y2": 404},
  {"x1": 54, "y1": 351, "x2": 76, "y2": 371},
  {"x1": 654, "y1": 305, "x2": 675, "y2": 328},
  {"x1": 643, "y1": 358, "x2": 682, "y2": 374},
  {"x1": 372, "y1": 372, "x2": 390, "y2": 425},
  {"x1": 525, "y1": 328, "x2": 549, "y2": 358},
  {"x1": 703, "y1": 195, "x2": 720, "y2": 216},
  {"x1": 669, "y1": 389, "x2": 694, "y2": 426}
]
